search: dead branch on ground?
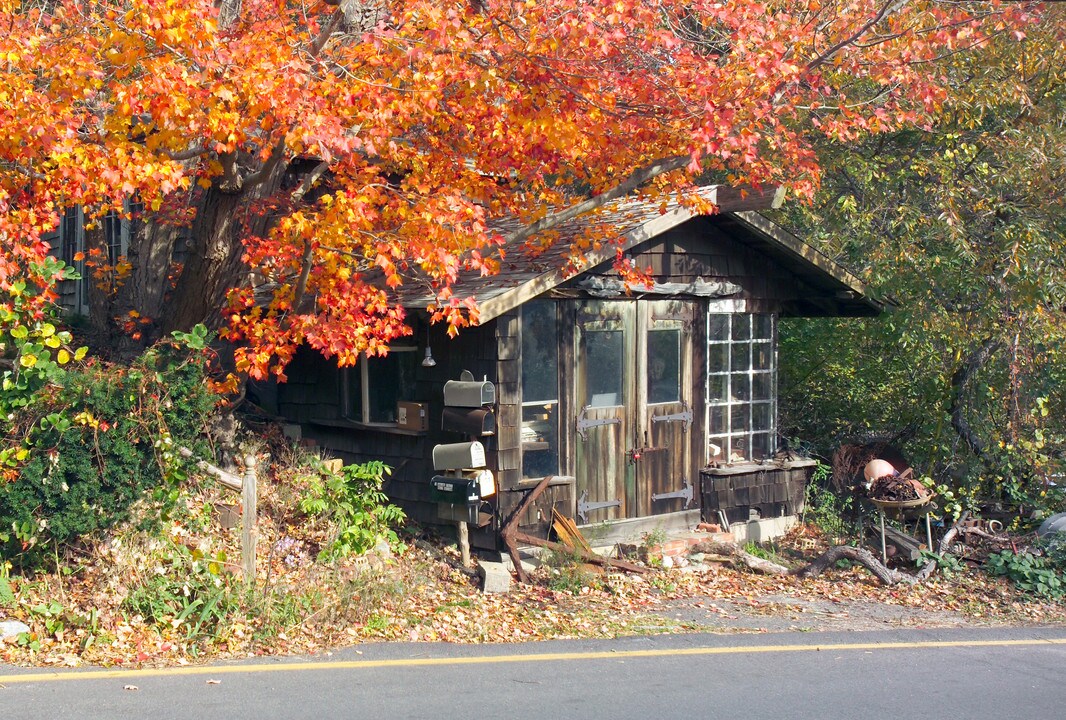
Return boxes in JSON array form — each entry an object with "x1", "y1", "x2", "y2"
[
  {"x1": 797, "y1": 512, "x2": 971, "y2": 586},
  {"x1": 690, "y1": 540, "x2": 790, "y2": 575}
]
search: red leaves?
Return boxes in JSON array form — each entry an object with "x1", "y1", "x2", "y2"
[{"x1": 0, "y1": 0, "x2": 1042, "y2": 377}]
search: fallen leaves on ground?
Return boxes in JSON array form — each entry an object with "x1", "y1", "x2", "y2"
[{"x1": 3, "y1": 528, "x2": 1064, "y2": 669}]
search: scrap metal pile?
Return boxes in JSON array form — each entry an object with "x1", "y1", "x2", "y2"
[{"x1": 864, "y1": 459, "x2": 929, "y2": 503}]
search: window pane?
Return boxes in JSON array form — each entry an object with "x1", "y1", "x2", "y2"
[
  {"x1": 708, "y1": 435, "x2": 728, "y2": 463},
  {"x1": 585, "y1": 329, "x2": 623, "y2": 406},
  {"x1": 752, "y1": 402, "x2": 771, "y2": 431},
  {"x1": 346, "y1": 366, "x2": 363, "y2": 420},
  {"x1": 751, "y1": 433, "x2": 771, "y2": 461},
  {"x1": 708, "y1": 342, "x2": 729, "y2": 373},
  {"x1": 522, "y1": 403, "x2": 559, "y2": 478},
  {"x1": 752, "y1": 342, "x2": 772, "y2": 370},
  {"x1": 367, "y1": 351, "x2": 418, "y2": 423},
  {"x1": 647, "y1": 329, "x2": 680, "y2": 404},
  {"x1": 753, "y1": 314, "x2": 773, "y2": 340},
  {"x1": 104, "y1": 211, "x2": 122, "y2": 264},
  {"x1": 731, "y1": 344, "x2": 750, "y2": 372},
  {"x1": 752, "y1": 373, "x2": 772, "y2": 400},
  {"x1": 730, "y1": 404, "x2": 749, "y2": 432},
  {"x1": 708, "y1": 314, "x2": 729, "y2": 341},
  {"x1": 708, "y1": 406, "x2": 726, "y2": 434},
  {"x1": 522, "y1": 302, "x2": 558, "y2": 403},
  {"x1": 730, "y1": 373, "x2": 750, "y2": 401},
  {"x1": 705, "y1": 311, "x2": 779, "y2": 465},
  {"x1": 729, "y1": 435, "x2": 749, "y2": 462},
  {"x1": 731, "y1": 316, "x2": 751, "y2": 341},
  {"x1": 707, "y1": 374, "x2": 728, "y2": 403}
]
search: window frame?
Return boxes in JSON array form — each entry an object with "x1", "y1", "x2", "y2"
[{"x1": 340, "y1": 346, "x2": 419, "y2": 426}]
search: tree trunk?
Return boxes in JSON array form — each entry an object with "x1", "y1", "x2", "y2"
[
  {"x1": 158, "y1": 188, "x2": 247, "y2": 335},
  {"x1": 107, "y1": 219, "x2": 183, "y2": 357},
  {"x1": 690, "y1": 540, "x2": 790, "y2": 575}
]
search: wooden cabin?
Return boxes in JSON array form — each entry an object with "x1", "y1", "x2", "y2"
[{"x1": 270, "y1": 186, "x2": 879, "y2": 550}]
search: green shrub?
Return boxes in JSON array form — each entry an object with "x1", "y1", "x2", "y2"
[
  {"x1": 299, "y1": 460, "x2": 406, "y2": 561},
  {"x1": 0, "y1": 338, "x2": 214, "y2": 562},
  {"x1": 542, "y1": 548, "x2": 602, "y2": 594},
  {"x1": 985, "y1": 549, "x2": 1065, "y2": 600},
  {"x1": 802, "y1": 463, "x2": 858, "y2": 538}
]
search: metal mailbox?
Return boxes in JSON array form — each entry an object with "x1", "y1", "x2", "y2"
[
  {"x1": 436, "y1": 501, "x2": 489, "y2": 525},
  {"x1": 442, "y1": 406, "x2": 495, "y2": 436},
  {"x1": 443, "y1": 370, "x2": 495, "y2": 408},
  {"x1": 472, "y1": 468, "x2": 495, "y2": 498},
  {"x1": 429, "y1": 476, "x2": 480, "y2": 505},
  {"x1": 432, "y1": 441, "x2": 486, "y2": 471}
]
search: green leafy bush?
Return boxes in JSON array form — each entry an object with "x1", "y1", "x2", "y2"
[
  {"x1": 802, "y1": 463, "x2": 858, "y2": 538},
  {"x1": 0, "y1": 338, "x2": 214, "y2": 562},
  {"x1": 985, "y1": 549, "x2": 1065, "y2": 600},
  {"x1": 542, "y1": 548, "x2": 602, "y2": 594},
  {"x1": 299, "y1": 460, "x2": 406, "y2": 561}
]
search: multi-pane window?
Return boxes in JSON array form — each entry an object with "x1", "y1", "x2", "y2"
[
  {"x1": 521, "y1": 301, "x2": 560, "y2": 478},
  {"x1": 706, "y1": 313, "x2": 776, "y2": 463},
  {"x1": 342, "y1": 348, "x2": 419, "y2": 425}
]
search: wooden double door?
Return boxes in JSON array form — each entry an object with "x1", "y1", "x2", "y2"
[{"x1": 572, "y1": 299, "x2": 695, "y2": 523}]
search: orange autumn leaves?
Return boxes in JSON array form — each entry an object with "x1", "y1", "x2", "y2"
[{"x1": 0, "y1": 1, "x2": 1039, "y2": 379}]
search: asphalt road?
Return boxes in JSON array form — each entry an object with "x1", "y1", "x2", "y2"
[{"x1": 2, "y1": 627, "x2": 1064, "y2": 719}]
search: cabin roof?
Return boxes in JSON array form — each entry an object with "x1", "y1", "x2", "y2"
[{"x1": 386, "y1": 185, "x2": 879, "y2": 321}]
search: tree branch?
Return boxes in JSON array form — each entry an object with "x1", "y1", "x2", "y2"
[
  {"x1": 290, "y1": 161, "x2": 330, "y2": 204},
  {"x1": 164, "y1": 143, "x2": 207, "y2": 162},
  {"x1": 950, "y1": 337, "x2": 1002, "y2": 462},
  {"x1": 218, "y1": 152, "x2": 243, "y2": 194},
  {"x1": 796, "y1": 545, "x2": 918, "y2": 585},
  {"x1": 241, "y1": 139, "x2": 288, "y2": 190}
]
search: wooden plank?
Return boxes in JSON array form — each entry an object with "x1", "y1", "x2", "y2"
[
  {"x1": 551, "y1": 510, "x2": 593, "y2": 554},
  {"x1": 498, "y1": 447, "x2": 520, "y2": 471},
  {"x1": 497, "y1": 425, "x2": 520, "y2": 452},
  {"x1": 497, "y1": 311, "x2": 519, "y2": 338},
  {"x1": 498, "y1": 336, "x2": 520, "y2": 361},
  {"x1": 496, "y1": 381, "x2": 519, "y2": 405}
]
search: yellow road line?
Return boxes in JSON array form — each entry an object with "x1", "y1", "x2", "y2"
[{"x1": 1, "y1": 637, "x2": 1064, "y2": 685}]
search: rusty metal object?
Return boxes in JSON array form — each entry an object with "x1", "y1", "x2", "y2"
[{"x1": 500, "y1": 475, "x2": 648, "y2": 583}]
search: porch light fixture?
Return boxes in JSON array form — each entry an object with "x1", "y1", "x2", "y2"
[{"x1": 422, "y1": 345, "x2": 437, "y2": 367}]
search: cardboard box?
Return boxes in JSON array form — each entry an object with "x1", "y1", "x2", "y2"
[{"x1": 396, "y1": 401, "x2": 428, "y2": 431}]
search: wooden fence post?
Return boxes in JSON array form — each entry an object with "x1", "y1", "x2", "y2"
[{"x1": 241, "y1": 454, "x2": 258, "y2": 584}]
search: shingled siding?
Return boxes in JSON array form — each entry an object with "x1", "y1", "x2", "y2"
[
  {"x1": 617, "y1": 218, "x2": 806, "y2": 314},
  {"x1": 274, "y1": 320, "x2": 502, "y2": 539},
  {"x1": 699, "y1": 461, "x2": 814, "y2": 526}
]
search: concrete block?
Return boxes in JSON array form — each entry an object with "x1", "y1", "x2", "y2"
[
  {"x1": 477, "y1": 560, "x2": 512, "y2": 594},
  {"x1": 282, "y1": 423, "x2": 302, "y2": 442}
]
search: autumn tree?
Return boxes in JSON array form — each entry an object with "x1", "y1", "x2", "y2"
[
  {"x1": 0, "y1": 0, "x2": 1039, "y2": 384},
  {"x1": 779, "y1": 5, "x2": 1066, "y2": 506}
]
